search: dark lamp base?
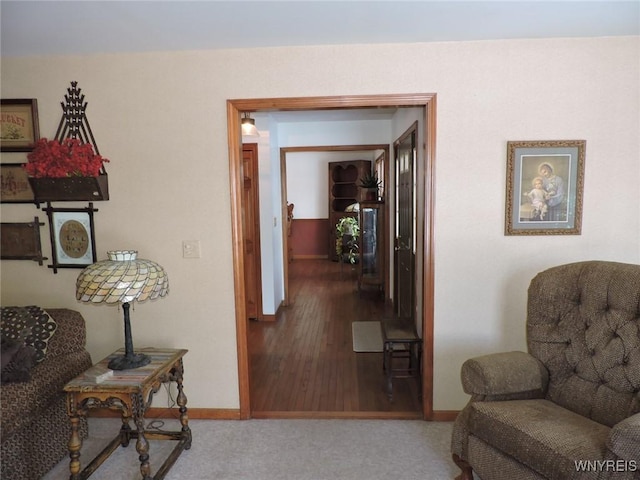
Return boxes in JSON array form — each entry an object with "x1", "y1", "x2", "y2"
[{"x1": 108, "y1": 352, "x2": 151, "y2": 370}]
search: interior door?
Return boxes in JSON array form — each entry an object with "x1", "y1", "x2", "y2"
[
  {"x1": 394, "y1": 128, "x2": 416, "y2": 321},
  {"x1": 242, "y1": 144, "x2": 263, "y2": 321}
]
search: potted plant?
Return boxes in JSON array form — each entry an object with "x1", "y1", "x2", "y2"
[
  {"x1": 24, "y1": 137, "x2": 110, "y2": 202},
  {"x1": 358, "y1": 172, "x2": 381, "y2": 201},
  {"x1": 335, "y1": 216, "x2": 359, "y2": 265}
]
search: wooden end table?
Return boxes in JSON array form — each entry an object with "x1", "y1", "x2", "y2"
[{"x1": 64, "y1": 348, "x2": 191, "y2": 480}]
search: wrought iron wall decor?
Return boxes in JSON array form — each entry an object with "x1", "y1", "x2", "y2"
[
  {"x1": 29, "y1": 81, "x2": 109, "y2": 203},
  {"x1": 1, "y1": 83, "x2": 111, "y2": 274}
]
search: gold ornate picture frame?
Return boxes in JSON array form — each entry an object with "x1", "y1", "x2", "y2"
[{"x1": 505, "y1": 140, "x2": 585, "y2": 236}]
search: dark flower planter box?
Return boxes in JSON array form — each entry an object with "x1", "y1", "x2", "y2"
[{"x1": 29, "y1": 173, "x2": 109, "y2": 202}]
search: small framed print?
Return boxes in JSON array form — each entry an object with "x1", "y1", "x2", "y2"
[
  {"x1": 44, "y1": 204, "x2": 97, "y2": 273},
  {"x1": 1, "y1": 99, "x2": 40, "y2": 152},
  {"x1": 1, "y1": 163, "x2": 35, "y2": 203},
  {"x1": 0, "y1": 217, "x2": 47, "y2": 265},
  {"x1": 505, "y1": 140, "x2": 585, "y2": 235}
]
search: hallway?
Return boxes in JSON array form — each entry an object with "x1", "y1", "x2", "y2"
[{"x1": 249, "y1": 259, "x2": 422, "y2": 418}]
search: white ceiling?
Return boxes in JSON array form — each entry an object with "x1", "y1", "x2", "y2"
[
  {"x1": 1, "y1": 1, "x2": 638, "y2": 57},
  {"x1": 3, "y1": 1, "x2": 637, "y2": 124}
]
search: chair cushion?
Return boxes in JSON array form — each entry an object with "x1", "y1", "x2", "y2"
[
  {"x1": 468, "y1": 435, "x2": 546, "y2": 480},
  {"x1": 469, "y1": 399, "x2": 610, "y2": 480},
  {"x1": 607, "y1": 413, "x2": 640, "y2": 462}
]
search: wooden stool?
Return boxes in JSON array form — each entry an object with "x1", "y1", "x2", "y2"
[{"x1": 381, "y1": 319, "x2": 422, "y2": 401}]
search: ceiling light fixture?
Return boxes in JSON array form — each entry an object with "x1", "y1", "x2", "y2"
[{"x1": 241, "y1": 112, "x2": 259, "y2": 137}]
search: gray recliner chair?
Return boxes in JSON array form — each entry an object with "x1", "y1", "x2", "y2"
[{"x1": 451, "y1": 261, "x2": 640, "y2": 480}]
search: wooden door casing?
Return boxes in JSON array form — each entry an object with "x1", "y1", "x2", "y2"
[
  {"x1": 394, "y1": 127, "x2": 416, "y2": 322},
  {"x1": 227, "y1": 95, "x2": 436, "y2": 420},
  {"x1": 242, "y1": 144, "x2": 263, "y2": 321}
]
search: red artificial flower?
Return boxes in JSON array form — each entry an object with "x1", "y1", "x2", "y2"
[{"x1": 24, "y1": 138, "x2": 109, "y2": 178}]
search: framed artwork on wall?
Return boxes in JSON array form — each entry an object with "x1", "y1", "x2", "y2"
[
  {"x1": 0, "y1": 217, "x2": 47, "y2": 265},
  {"x1": 1, "y1": 99, "x2": 40, "y2": 152},
  {"x1": 43, "y1": 204, "x2": 97, "y2": 273},
  {"x1": 505, "y1": 140, "x2": 585, "y2": 236},
  {"x1": 1, "y1": 163, "x2": 35, "y2": 203}
]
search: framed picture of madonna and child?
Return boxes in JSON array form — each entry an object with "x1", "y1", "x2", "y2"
[{"x1": 505, "y1": 140, "x2": 585, "y2": 236}]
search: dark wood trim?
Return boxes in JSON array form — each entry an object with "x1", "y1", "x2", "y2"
[
  {"x1": 422, "y1": 96, "x2": 437, "y2": 420},
  {"x1": 243, "y1": 143, "x2": 264, "y2": 321},
  {"x1": 227, "y1": 101, "x2": 251, "y2": 419},
  {"x1": 227, "y1": 94, "x2": 437, "y2": 420},
  {"x1": 432, "y1": 410, "x2": 460, "y2": 421},
  {"x1": 252, "y1": 411, "x2": 423, "y2": 420},
  {"x1": 394, "y1": 120, "x2": 419, "y2": 147},
  {"x1": 91, "y1": 407, "x2": 457, "y2": 421},
  {"x1": 228, "y1": 94, "x2": 435, "y2": 111},
  {"x1": 261, "y1": 300, "x2": 286, "y2": 322},
  {"x1": 280, "y1": 148, "x2": 290, "y2": 306},
  {"x1": 283, "y1": 144, "x2": 389, "y2": 153}
]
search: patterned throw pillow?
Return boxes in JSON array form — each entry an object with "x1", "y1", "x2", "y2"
[
  {"x1": 0, "y1": 338, "x2": 36, "y2": 384},
  {"x1": 1, "y1": 337, "x2": 22, "y2": 369},
  {"x1": 0, "y1": 306, "x2": 57, "y2": 363}
]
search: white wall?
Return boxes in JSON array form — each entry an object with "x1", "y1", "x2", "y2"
[
  {"x1": 286, "y1": 150, "x2": 379, "y2": 219},
  {"x1": 1, "y1": 36, "x2": 638, "y2": 411},
  {"x1": 286, "y1": 153, "x2": 329, "y2": 219}
]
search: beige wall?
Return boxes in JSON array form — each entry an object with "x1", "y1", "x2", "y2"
[{"x1": 1, "y1": 36, "x2": 639, "y2": 411}]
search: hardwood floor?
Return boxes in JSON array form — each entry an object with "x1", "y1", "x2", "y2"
[{"x1": 249, "y1": 258, "x2": 422, "y2": 418}]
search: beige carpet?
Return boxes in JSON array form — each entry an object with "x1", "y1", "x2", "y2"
[
  {"x1": 352, "y1": 321, "x2": 383, "y2": 352},
  {"x1": 43, "y1": 417, "x2": 460, "y2": 480}
]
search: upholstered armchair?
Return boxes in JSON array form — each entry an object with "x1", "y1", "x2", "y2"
[{"x1": 451, "y1": 261, "x2": 640, "y2": 480}]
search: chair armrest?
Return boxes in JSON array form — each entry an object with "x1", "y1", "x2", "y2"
[
  {"x1": 608, "y1": 413, "x2": 640, "y2": 463},
  {"x1": 461, "y1": 351, "x2": 548, "y2": 397}
]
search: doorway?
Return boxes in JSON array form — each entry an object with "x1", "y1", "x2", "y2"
[
  {"x1": 280, "y1": 144, "x2": 390, "y2": 306},
  {"x1": 227, "y1": 94, "x2": 437, "y2": 419}
]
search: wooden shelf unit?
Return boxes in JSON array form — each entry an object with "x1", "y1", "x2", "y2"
[{"x1": 328, "y1": 160, "x2": 371, "y2": 261}]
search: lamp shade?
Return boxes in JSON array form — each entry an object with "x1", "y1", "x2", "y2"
[
  {"x1": 76, "y1": 250, "x2": 168, "y2": 370},
  {"x1": 76, "y1": 250, "x2": 168, "y2": 304}
]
